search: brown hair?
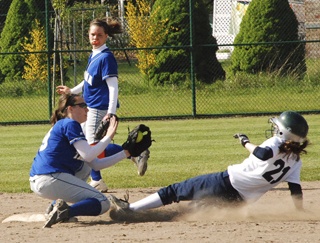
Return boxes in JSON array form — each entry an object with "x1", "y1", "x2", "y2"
[
  {"x1": 279, "y1": 140, "x2": 308, "y2": 161},
  {"x1": 89, "y1": 17, "x2": 123, "y2": 38},
  {"x1": 50, "y1": 94, "x2": 81, "y2": 125}
]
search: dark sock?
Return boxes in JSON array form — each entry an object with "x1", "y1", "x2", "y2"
[
  {"x1": 90, "y1": 170, "x2": 102, "y2": 181},
  {"x1": 68, "y1": 198, "x2": 102, "y2": 217}
]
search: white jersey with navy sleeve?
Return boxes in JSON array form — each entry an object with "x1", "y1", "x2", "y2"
[
  {"x1": 227, "y1": 136, "x2": 302, "y2": 202},
  {"x1": 30, "y1": 118, "x2": 87, "y2": 176},
  {"x1": 83, "y1": 47, "x2": 118, "y2": 110}
]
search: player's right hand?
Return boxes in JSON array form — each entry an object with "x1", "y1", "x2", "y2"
[
  {"x1": 56, "y1": 85, "x2": 71, "y2": 94},
  {"x1": 106, "y1": 116, "x2": 119, "y2": 140},
  {"x1": 233, "y1": 133, "x2": 250, "y2": 147}
]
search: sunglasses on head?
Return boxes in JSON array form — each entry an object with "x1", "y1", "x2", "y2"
[{"x1": 72, "y1": 102, "x2": 87, "y2": 109}]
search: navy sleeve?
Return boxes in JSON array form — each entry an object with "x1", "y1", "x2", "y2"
[
  {"x1": 288, "y1": 182, "x2": 303, "y2": 197},
  {"x1": 252, "y1": 146, "x2": 273, "y2": 161}
]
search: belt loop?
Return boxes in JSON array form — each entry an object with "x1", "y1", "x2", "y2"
[{"x1": 222, "y1": 170, "x2": 229, "y2": 178}]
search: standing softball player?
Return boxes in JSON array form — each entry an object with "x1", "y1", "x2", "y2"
[
  {"x1": 57, "y1": 17, "x2": 150, "y2": 193},
  {"x1": 29, "y1": 94, "x2": 152, "y2": 227},
  {"x1": 109, "y1": 111, "x2": 309, "y2": 219}
]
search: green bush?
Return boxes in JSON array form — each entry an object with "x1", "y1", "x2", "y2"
[
  {"x1": 148, "y1": 0, "x2": 225, "y2": 86},
  {"x1": 231, "y1": 0, "x2": 306, "y2": 78},
  {"x1": 0, "y1": 79, "x2": 47, "y2": 97},
  {"x1": 0, "y1": 0, "x2": 42, "y2": 83}
]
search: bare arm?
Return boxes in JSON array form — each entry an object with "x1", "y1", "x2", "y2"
[
  {"x1": 56, "y1": 85, "x2": 71, "y2": 94},
  {"x1": 56, "y1": 81, "x2": 84, "y2": 95},
  {"x1": 234, "y1": 133, "x2": 257, "y2": 153},
  {"x1": 243, "y1": 142, "x2": 257, "y2": 153}
]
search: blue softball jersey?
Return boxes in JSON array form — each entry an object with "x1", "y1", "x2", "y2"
[
  {"x1": 30, "y1": 118, "x2": 87, "y2": 176},
  {"x1": 83, "y1": 48, "x2": 118, "y2": 110}
]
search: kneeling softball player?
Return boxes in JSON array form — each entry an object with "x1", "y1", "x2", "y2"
[{"x1": 29, "y1": 94, "x2": 152, "y2": 228}]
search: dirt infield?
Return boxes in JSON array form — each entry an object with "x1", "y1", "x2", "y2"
[{"x1": 1, "y1": 182, "x2": 320, "y2": 243}]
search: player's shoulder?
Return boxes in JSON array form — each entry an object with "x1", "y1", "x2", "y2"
[
  {"x1": 58, "y1": 117, "x2": 77, "y2": 124},
  {"x1": 55, "y1": 118, "x2": 80, "y2": 130},
  {"x1": 101, "y1": 48, "x2": 116, "y2": 59},
  {"x1": 261, "y1": 136, "x2": 283, "y2": 147},
  {"x1": 101, "y1": 48, "x2": 113, "y2": 56}
]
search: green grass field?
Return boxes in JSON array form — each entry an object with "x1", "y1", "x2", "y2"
[{"x1": 1, "y1": 115, "x2": 320, "y2": 193}]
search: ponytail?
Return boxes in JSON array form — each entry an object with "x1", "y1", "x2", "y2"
[{"x1": 50, "y1": 94, "x2": 80, "y2": 125}]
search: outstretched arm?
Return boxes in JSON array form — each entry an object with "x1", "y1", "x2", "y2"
[
  {"x1": 243, "y1": 142, "x2": 257, "y2": 153},
  {"x1": 87, "y1": 151, "x2": 129, "y2": 171},
  {"x1": 56, "y1": 81, "x2": 84, "y2": 95},
  {"x1": 234, "y1": 133, "x2": 257, "y2": 153},
  {"x1": 56, "y1": 85, "x2": 71, "y2": 94},
  {"x1": 74, "y1": 116, "x2": 119, "y2": 162}
]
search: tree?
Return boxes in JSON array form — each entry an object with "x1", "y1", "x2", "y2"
[
  {"x1": 22, "y1": 19, "x2": 47, "y2": 85},
  {"x1": 0, "y1": 0, "x2": 41, "y2": 83},
  {"x1": 126, "y1": 0, "x2": 167, "y2": 77},
  {"x1": 147, "y1": 0, "x2": 225, "y2": 86},
  {"x1": 0, "y1": 0, "x2": 12, "y2": 33},
  {"x1": 231, "y1": 0, "x2": 306, "y2": 78}
]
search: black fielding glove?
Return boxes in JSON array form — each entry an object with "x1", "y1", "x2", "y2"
[
  {"x1": 94, "y1": 114, "x2": 118, "y2": 140},
  {"x1": 122, "y1": 124, "x2": 153, "y2": 157}
]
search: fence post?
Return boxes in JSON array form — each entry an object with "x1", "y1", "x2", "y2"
[
  {"x1": 189, "y1": 0, "x2": 196, "y2": 117},
  {"x1": 45, "y1": 0, "x2": 52, "y2": 120}
]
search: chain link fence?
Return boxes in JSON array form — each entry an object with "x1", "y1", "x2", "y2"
[{"x1": 0, "y1": 0, "x2": 319, "y2": 124}]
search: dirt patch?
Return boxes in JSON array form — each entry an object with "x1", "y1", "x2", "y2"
[{"x1": 1, "y1": 182, "x2": 320, "y2": 243}]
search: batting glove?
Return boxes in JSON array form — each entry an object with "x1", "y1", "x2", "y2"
[{"x1": 233, "y1": 133, "x2": 250, "y2": 147}]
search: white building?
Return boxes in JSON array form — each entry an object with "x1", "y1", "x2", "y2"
[{"x1": 212, "y1": 0, "x2": 305, "y2": 60}]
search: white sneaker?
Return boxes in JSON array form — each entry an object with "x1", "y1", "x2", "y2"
[
  {"x1": 89, "y1": 179, "x2": 108, "y2": 192},
  {"x1": 131, "y1": 149, "x2": 150, "y2": 176}
]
